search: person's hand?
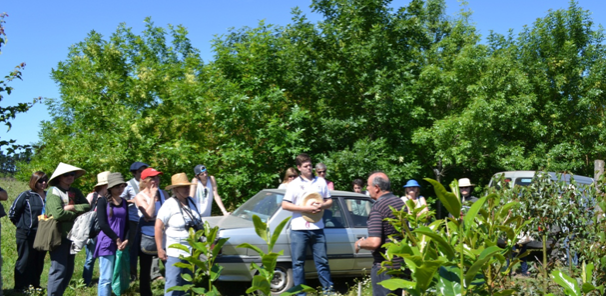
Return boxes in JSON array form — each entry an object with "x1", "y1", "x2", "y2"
[
  {"x1": 118, "y1": 240, "x2": 128, "y2": 251},
  {"x1": 302, "y1": 205, "x2": 321, "y2": 214},
  {"x1": 158, "y1": 248, "x2": 168, "y2": 261},
  {"x1": 150, "y1": 182, "x2": 159, "y2": 197},
  {"x1": 355, "y1": 237, "x2": 365, "y2": 253},
  {"x1": 63, "y1": 205, "x2": 75, "y2": 212}
]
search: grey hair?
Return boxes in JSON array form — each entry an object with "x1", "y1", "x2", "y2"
[
  {"x1": 371, "y1": 174, "x2": 391, "y2": 191},
  {"x1": 315, "y1": 163, "x2": 327, "y2": 170}
]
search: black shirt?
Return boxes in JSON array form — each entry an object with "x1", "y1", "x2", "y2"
[{"x1": 367, "y1": 192, "x2": 405, "y2": 265}]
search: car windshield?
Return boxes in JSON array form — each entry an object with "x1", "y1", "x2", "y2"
[{"x1": 232, "y1": 191, "x2": 284, "y2": 222}]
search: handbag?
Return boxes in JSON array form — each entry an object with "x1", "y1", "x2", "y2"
[
  {"x1": 140, "y1": 234, "x2": 158, "y2": 255},
  {"x1": 112, "y1": 247, "x2": 131, "y2": 295},
  {"x1": 33, "y1": 216, "x2": 62, "y2": 251}
]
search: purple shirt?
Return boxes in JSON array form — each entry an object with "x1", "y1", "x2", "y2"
[{"x1": 94, "y1": 198, "x2": 128, "y2": 257}]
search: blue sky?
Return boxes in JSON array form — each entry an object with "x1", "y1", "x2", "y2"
[{"x1": 1, "y1": 0, "x2": 605, "y2": 149}]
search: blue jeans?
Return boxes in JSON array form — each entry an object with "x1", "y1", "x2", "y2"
[
  {"x1": 290, "y1": 229, "x2": 333, "y2": 295},
  {"x1": 98, "y1": 255, "x2": 115, "y2": 296},
  {"x1": 165, "y1": 256, "x2": 192, "y2": 296},
  {"x1": 507, "y1": 244, "x2": 529, "y2": 275},
  {"x1": 82, "y1": 238, "x2": 96, "y2": 286}
]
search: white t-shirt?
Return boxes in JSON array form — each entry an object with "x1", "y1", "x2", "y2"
[
  {"x1": 193, "y1": 178, "x2": 213, "y2": 217},
  {"x1": 283, "y1": 176, "x2": 331, "y2": 230},
  {"x1": 156, "y1": 197, "x2": 202, "y2": 258}
]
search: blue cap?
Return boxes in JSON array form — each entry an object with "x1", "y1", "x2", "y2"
[
  {"x1": 403, "y1": 180, "x2": 421, "y2": 188},
  {"x1": 129, "y1": 162, "x2": 149, "y2": 172},
  {"x1": 194, "y1": 164, "x2": 207, "y2": 175}
]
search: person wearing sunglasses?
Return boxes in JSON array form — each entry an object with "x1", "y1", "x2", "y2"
[
  {"x1": 8, "y1": 171, "x2": 49, "y2": 292},
  {"x1": 315, "y1": 163, "x2": 334, "y2": 190},
  {"x1": 45, "y1": 162, "x2": 91, "y2": 296},
  {"x1": 278, "y1": 167, "x2": 298, "y2": 189},
  {"x1": 189, "y1": 164, "x2": 229, "y2": 217}
]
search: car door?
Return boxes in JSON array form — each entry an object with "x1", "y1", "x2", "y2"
[{"x1": 342, "y1": 196, "x2": 374, "y2": 270}]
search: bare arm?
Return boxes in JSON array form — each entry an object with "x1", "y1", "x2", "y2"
[
  {"x1": 134, "y1": 190, "x2": 157, "y2": 222},
  {"x1": 189, "y1": 178, "x2": 197, "y2": 200},
  {"x1": 211, "y1": 176, "x2": 229, "y2": 216},
  {"x1": 355, "y1": 236, "x2": 382, "y2": 253},
  {"x1": 281, "y1": 200, "x2": 325, "y2": 214},
  {"x1": 155, "y1": 219, "x2": 167, "y2": 261}
]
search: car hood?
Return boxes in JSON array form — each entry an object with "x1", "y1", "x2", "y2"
[{"x1": 204, "y1": 215, "x2": 254, "y2": 230}]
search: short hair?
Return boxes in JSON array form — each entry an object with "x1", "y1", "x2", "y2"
[
  {"x1": 29, "y1": 171, "x2": 47, "y2": 191},
  {"x1": 315, "y1": 163, "x2": 327, "y2": 170},
  {"x1": 369, "y1": 171, "x2": 391, "y2": 191},
  {"x1": 352, "y1": 179, "x2": 364, "y2": 187},
  {"x1": 295, "y1": 153, "x2": 312, "y2": 167}
]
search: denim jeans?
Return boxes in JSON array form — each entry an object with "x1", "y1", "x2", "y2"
[
  {"x1": 371, "y1": 263, "x2": 402, "y2": 296},
  {"x1": 290, "y1": 229, "x2": 333, "y2": 295},
  {"x1": 507, "y1": 244, "x2": 529, "y2": 275},
  {"x1": 98, "y1": 255, "x2": 115, "y2": 296},
  {"x1": 164, "y1": 256, "x2": 192, "y2": 296},
  {"x1": 82, "y1": 238, "x2": 96, "y2": 286}
]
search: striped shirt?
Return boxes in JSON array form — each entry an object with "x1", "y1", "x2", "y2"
[{"x1": 367, "y1": 192, "x2": 405, "y2": 265}]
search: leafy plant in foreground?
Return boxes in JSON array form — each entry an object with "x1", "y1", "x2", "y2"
[
  {"x1": 237, "y1": 215, "x2": 314, "y2": 295},
  {"x1": 168, "y1": 221, "x2": 229, "y2": 296}
]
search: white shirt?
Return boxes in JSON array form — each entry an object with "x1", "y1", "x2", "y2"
[
  {"x1": 193, "y1": 178, "x2": 213, "y2": 217},
  {"x1": 283, "y1": 176, "x2": 331, "y2": 230},
  {"x1": 156, "y1": 197, "x2": 202, "y2": 258}
]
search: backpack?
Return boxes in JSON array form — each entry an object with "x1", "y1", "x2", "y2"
[{"x1": 89, "y1": 193, "x2": 102, "y2": 238}]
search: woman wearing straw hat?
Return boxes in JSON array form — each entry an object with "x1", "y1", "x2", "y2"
[
  {"x1": 134, "y1": 167, "x2": 167, "y2": 296},
  {"x1": 45, "y1": 162, "x2": 91, "y2": 296},
  {"x1": 156, "y1": 173, "x2": 201, "y2": 296},
  {"x1": 458, "y1": 178, "x2": 479, "y2": 213},
  {"x1": 401, "y1": 180, "x2": 428, "y2": 216},
  {"x1": 94, "y1": 173, "x2": 130, "y2": 296},
  {"x1": 9, "y1": 171, "x2": 49, "y2": 292},
  {"x1": 82, "y1": 171, "x2": 110, "y2": 286}
]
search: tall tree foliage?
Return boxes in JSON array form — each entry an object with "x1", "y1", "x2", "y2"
[{"x1": 21, "y1": 1, "x2": 606, "y2": 208}]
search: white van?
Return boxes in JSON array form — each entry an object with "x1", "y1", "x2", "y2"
[{"x1": 488, "y1": 171, "x2": 594, "y2": 188}]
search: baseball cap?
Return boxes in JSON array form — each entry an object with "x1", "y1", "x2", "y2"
[
  {"x1": 130, "y1": 161, "x2": 149, "y2": 172},
  {"x1": 141, "y1": 167, "x2": 163, "y2": 180},
  {"x1": 194, "y1": 164, "x2": 207, "y2": 175}
]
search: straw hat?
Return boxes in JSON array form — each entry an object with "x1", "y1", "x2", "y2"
[
  {"x1": 107, "y1": 172, "x2": 127, "y2": 189},
  {"x1": 165, "y1": 173, "x2": 195, "y2": 190},
  {"x1": 458, "y1": 178, "x2": 475, "y2": 187},
  {"x1": 299, "y1": 192, "x2": 325, "y2": 223},
  {"x1": 48, "y1": 162, "x2": 86, "y2": 186},
  {"x1": 94, "y1": 171, "x2": 110, "y2": 188}
]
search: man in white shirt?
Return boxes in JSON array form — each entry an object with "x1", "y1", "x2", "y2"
[{"x1": 281, "y1": 153, "x2": 334, "y2": 295}]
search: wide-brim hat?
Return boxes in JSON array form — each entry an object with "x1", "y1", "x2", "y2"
[
  {"x1": 94, "y1": 171, "x2": 110, "y2": 188},
  {"x1": 107, "y1": 172, "x2": 127, "y2": 189},
  {"x1": 48, "y1": 162, "x2": 86, "y2": 186},
  {"x1": 165, "y1": 173, "x2": 195, "y2": 190},
  {"x1": 403, "y1": 179, "x2": 421, "y2": 188},
  {"x1": 298, "y1": 192, "x2": 324, "y2": 223},
  {"x1": 458, "y1": 178, "x2": 475, "y2": 187}
]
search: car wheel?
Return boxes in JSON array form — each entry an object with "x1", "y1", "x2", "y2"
[{"x1": 271, "y1": 263, "x2": 293, "y2": 295}]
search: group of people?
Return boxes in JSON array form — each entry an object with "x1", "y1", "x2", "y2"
[{"x1": 3, "y1": 161, "x2": 228, "y2": 296}]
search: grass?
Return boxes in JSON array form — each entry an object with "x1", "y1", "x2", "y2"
[{"x1": 0, "y1": 177, "x2": 373, "y2": 296}]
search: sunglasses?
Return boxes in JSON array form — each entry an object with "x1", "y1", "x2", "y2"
[
  {"x1": 62, "y1": 172, "x2": 77, "y2": 177},
  {"x1": 288, "y1": 175, "x2": 298, "y2": 179},
  {"x1": 37, "y1": 179, "x2": 48, "y2": 184},
  {"x1": 316, "y1": 170, "x2": 326, "y2": 174}
]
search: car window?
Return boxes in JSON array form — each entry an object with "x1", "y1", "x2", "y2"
[
  {"x1": 232, "y1": 191, "x2": 284, "y2": 222},
  {"x1": 345, "y1": 198, "x2": 372, "y2": 228},
  {"x1": 514, "y1": 178, "x2": 533, "y2": 186},
  {"x1": 323, "y1": 198, "x2": 346, "y2": 228}
]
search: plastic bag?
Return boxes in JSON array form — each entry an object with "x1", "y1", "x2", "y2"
[{"x1": 112, "y1": 247, "x2": 131, "y2": 295}]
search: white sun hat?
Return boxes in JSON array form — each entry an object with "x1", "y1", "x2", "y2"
[
  {"x1": 458, "y1": 178, "x2": 475, "y2": 187},
  {"x1": 48, "y1": 162, "x2": 86, "y2": 186},
  {"x1": 298, "y1": 192, "x2": 325, "y2": 223}
]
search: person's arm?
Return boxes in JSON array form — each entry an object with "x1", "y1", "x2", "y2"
[
  {"x1": 121, "y1": 184, "x2": 135, "y2": 204},
  {"x1": 0, "y1": 187, "x2": 8, "y2": 201},
  {"x1": 189, "y1": 178, "x2": 197, "y2": 200},
  {"x1": 419, "y1": 197, "x2": 429, "y2": 214},
  {"x1": 210, "y1": 176, "x2": 229, "y2": 216},
  {"x1": 46, "y1": 192, "x2": 76, "y2": 221},
  {"x1": 9, "y1": 191, "x2": 27, "y2": 225},
  {"x1": 281, "y1": 200, "x2": 322, "y2": 214},
  {"x1": 155, "y1": 218, "x2": 167, "y2": 261},
  {"x1": 355, "y1": 236, "x2": 382, "y2": 253},
  {"x1": 119, "y1": 207, "x2": 130, "y2": 250},
  {"x1": 355, "y1": 209, "x2": 382, "y2": 253},
  {"x1": 135, "y1": 189, "x2": 157, "y2": 221},
  {"x1": 97, "y1": 198, "x2": 120, "y2": 242}
]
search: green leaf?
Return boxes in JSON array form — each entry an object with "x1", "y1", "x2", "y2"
[
  {"x1": 168, "y1": 243, "x2": 191, "y2": 253},
  {"x1": 378, "y1": 278, "x2": 415, "y2": 290},
  {"x1": 282, "y1": 284, "x2": 316, "y2": 296},
  {"x1": 550, "y1": 269, "x2": 581, "y2": 296},
  {"x1": 583, "y1": 262, "x2": 593, "y2": 283},
  {"x1": 167, "y1": 284, "x2": 193, "y2": 292},
  {"x1": 425, "y1": 178, "x2": 461, "y2": 218},
  {"x1": 436, "y1": 266, "x2": 462, "y2": 296},
  {"x1": 413, "y1": 260, "x2": 444, "y2": 292},
  {"x1": 269, "y1": 216, "x2": 290, "y2": 251},
  {"x1": 464, "y1": 194, "x2": 489, "y2": 234},
  {"x1": 413, "y1": 226, "x2": 456, "y2": 260},
  {"x1": 210, "y1": 264, "x2": 224, "y2": 282},
  {"x1": 261, "y1": 252, "x2": 279, "y2": 279},
  {"x1": 252, "y1": 215, "x2": 269, "y2": 243},
  {"x1": 191, "y1": 287, "x2": 208, "y2": 294},
  {"x1": 245, "y1": 275, "x2": 272, "y2": 295},
  {"x1": 180, "y1": 273, "x2": 193, "y2": 282},
  {"x1": 582, "y1": 283, "x2": 597, "y2": 294},
  {"x1": 498, "y1": 201, "x2": 519, "y2": 219},
  {"x1": 464, "y1": 246, "x2": 503, "y2": 287},
  {"x1": 237, "y1": 242, "x2": 264, "y2": 256},
  {"x1": 494, "y1": 290, "x2": 517, "y2": 296}
]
